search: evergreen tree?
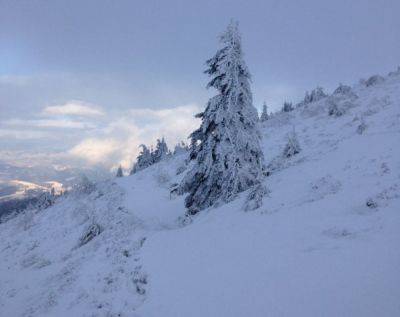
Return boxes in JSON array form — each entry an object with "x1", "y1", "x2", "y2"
[
  {"x1": 297, "y1": 87, "x2": 327, "y2": 107},
  {"x1": 180, "y1": 21, "x2": 265, "y2": 213},
  {"x1": 260, "y1": 101, "x2": 269, "y2": 122},
  {"x1": 130, "y1": 144, "x2": 153, "y2": 175},
  {"x1": 282, "y1": 101, "x2": 293, "y2": 112},
  {"x1": 283, "y1": 130, "x2": 301, "y2": 158},
  {"x1": 116, "y1": 165, "x2": 123, "y2": 177},
  {"x1": 152, "y1": 137, "x2": 169, "y2": 163}
]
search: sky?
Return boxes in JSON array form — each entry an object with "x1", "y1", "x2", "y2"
[{"x1": 0, "y1": 0, "x2": 399, "y2": 174}]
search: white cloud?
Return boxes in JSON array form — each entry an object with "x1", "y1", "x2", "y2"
[
  {"x1": 69, "y1": 138, "x2": 120, "y2": 164},
  {"x1": 4, "y1": 118, "x2": 96, "y2": 130},
  {"x1": 1, "y1": 99, "x2": 201, "y2": 171},
  {"x1": 68, "y1": 104, "x2": 201, "y2": 169},
  {"x1": 43, "y1": 100, "x2": 104, "y2": 117},
  {"x1": 0, "y1": 128, "x2": 49, "y2": 140}
]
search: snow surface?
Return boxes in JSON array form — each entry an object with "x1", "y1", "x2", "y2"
[{"x1": 1, "y1": 72, "x2": 400, "y2": 316}]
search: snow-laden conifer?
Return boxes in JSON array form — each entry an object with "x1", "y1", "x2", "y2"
[
  {"x1": 260, "y1": 102, "x2": 269, "y2": 122},
  {"x1": 130, "y1": 145, "x2": 153, "y2": 175},
  {"x1": 152, "y1": 137, "x2": 169, "y2": 163},
  {"x1": 282, "y1": 129, "x2": 301, "y2": 158},
  {"x1": 116, "y1": 165, "x2": 123, "y2": 177},
  {"x1": 180, "y1": 21, "x2": 265, "y2": 212},
  {"x1": 282, "y1": 101, "x2": 294, "y2": 112},
  {"x1": 297, "y1": 87, "x2": 327, "y2": 107}
]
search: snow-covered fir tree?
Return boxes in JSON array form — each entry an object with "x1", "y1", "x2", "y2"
[
  {"x1": 283, "y1": 129, "x2": 301, "y2": 158},
  {"x1": 282, "y1": 101, "x2": 293, "y2": 112},
  {"x1": 130, "y1": 144, "x2": 153, "y2": 175},
  {"x1": 116, "y1": 165, "x2": 123, "y2": 177},
  {"x1": 152, "y1": 137, "x2": 169, "y2": 163},
  {"x1": 260, "y1": 101, "x2": 269, "y2": 122},
  {"x1": 328, "y1": 99, "x2": 344, "y2": 117},
  {"x1": 307, "y1": 87, "x2": 327, "y2": 103},
  {"x1": 297, "y1": 87, "x2": 327, "y2": 107},
  {"x1": 180, "y1": 21, "x2": 265, "y2": 213}
]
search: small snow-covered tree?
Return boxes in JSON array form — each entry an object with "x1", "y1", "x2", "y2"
[
  {"x1": 130, "y1": 144, "x2": 153, "y2": 174},
  {"x1": 180, "y1": 21, "x2": 265, "y2": 213},
  {"x1": 298, "y1": 87, "x2": 327, "y2": 107},
  {"x1": 357, "y1": 116, "x2": 367, "y2": 134},
  {"x1": 152, "y1": 137, "x2": 169, "y2": 163},
  {"x1": 364, "y1": 75, "x2": 384, "y2": 87},
  {"x1": 73, "y1": 174, "x2": 95, "y2": 194},
  {"x1": 260, "y1": 102, "x2": 269, "y2": 122},
  {"x1": 309, "y1": 87, "x2": 327, "y2": 103},
  {"x1": 283, "y1": 130, "x2": 301, "y2": 158},
  {"x1": 282, "y1": 101, "x2": 293, "y2": 112},
  {"x1": 328, "y1": 99, "x2": 344, "y2": 117},
  {"x1": 116, "y1": 165, "x2": 123, "y2": 177}
]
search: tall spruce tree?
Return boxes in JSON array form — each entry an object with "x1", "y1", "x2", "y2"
[
  {"x1": 260, "y1": 101, "x2": 269, "y2": 122},
  {"x1": 180, "y1": 21, "x2": 265, "y2": 213}
]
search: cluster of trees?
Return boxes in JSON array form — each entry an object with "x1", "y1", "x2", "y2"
[
  {"x1": 258, "y1": 82, "x2": 360, "y2": 119},
  {"x1": 127, "y1": 138, "x2": 189, "y2": 176},
  {"x1": 130, "y1": 138, "x2": 170, "y2": 175}
]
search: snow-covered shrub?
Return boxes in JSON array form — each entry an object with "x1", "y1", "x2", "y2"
[
  {"x1": 283, "y1": 130, "x2": 301, "y2": 158},
  {"x1": 133, "y1": 267, "x2": 147, "y2": 295},
  {"x1": 244, "y1": 184, "x2": 268, "y2": 211},
  {"x1": 282, "y1": 101, "x2": 294, "y2": 112},
  {"x1": 265, "y1": 130, "x2": 302, "y2": 176},
  {"x1": 333, "y1": 83, "x2": 358, "y2": 99},
  {"x1": 79, "y1": 223, "x2": 101, "y2": 246},
  {"x1": 327, "y1": 84, "x2": 358, "y2": 117},
  {"x1": 180, "y1": 21, "x2": 265, "y2": 211},
  {"x1": 327, "y1": 98, "x2": 345, "y2": 117},
  {"x1": 297, "y1": 87, "x2": 327, "y2": 107},
  {"x1": 169, "y1": 183, "x2": 180, "y2": 198},
  {"x1": 364, "y1": 75, "x2": 384, "y2": 87},
  {"x1": 73, "y1": 175, "x2": 96, "y2": 194},
  {"x1": 366, "y1": 198, "x2": 378, "y2": 209},
  {"x1": 357, "y1": 117, "x2": 367, "y2": 134}
]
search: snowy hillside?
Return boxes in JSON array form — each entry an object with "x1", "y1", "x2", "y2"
[{"x1": 1, "y1": 71, "x2": 400, "y2": 317}]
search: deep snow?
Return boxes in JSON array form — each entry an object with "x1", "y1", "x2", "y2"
[{"x1": 1, "y1": 71, "x2": 399, "y2": 317}]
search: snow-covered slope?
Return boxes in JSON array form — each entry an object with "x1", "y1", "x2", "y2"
[{"x1": 1, "y1": 71, "x2": 399, "y2": 317}]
